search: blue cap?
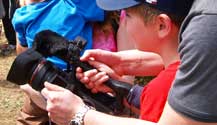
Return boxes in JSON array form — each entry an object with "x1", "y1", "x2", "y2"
[{"x1": 96, "y1": 0, "x2": 193, "y2": 16}]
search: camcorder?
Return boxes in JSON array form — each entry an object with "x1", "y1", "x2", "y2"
[{"x1": 7, "y1": 30, "x2": 132, "y2": 115}]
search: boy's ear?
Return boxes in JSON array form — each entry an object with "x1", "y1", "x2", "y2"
[{"x1": 156, "y1": 14, "x2": 172, "y2": 38}]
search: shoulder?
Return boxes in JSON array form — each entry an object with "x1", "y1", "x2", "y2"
[
  {"x1": 191, "y1": 0, "x2": 217, "y2": 14},
  {"x1": 180, "y1": 0, "x2": 217, "y2": 36}
]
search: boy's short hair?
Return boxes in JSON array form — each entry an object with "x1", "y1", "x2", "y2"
[
  {"x1": 96, "y1": 0, "x2": 194, "y2": 21},
  {"x1": 129, "y1": 4, "x2": 185, "y2": 27}
]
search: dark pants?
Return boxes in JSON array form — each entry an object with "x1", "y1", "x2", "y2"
[{"x1": 2, "y1": 0, "x2": 16, "y2": 45}]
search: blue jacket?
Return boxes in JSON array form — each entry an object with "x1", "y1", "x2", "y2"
[{"x1": 13, "y1": 0, "x2": 104, "y2": 69}]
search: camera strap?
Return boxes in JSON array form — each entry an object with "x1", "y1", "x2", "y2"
[{"x1": 29, "y1": 59, "x2": 46, "y2": 85}]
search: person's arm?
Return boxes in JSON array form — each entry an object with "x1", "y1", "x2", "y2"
[
  {"x1": 81, "y1": 49, "x2": 164, "y2": 76},
  {"x1": 41, "y1": 82, "x2": 156, "y2": 125},
  {"x1": 116, "y1": 50, "x2": 164, "y2": 76},
  {"x1": 12, "y1": 10, "x2": 28, "y2": 54},
  {"x1": 77, "y1": 50, "x2": 163, "y2": 94},
  {"x1": 16, "y1": 42, "x2": 27, "y2": 54},
  {"x1": 16, "y1": 33, "x2": 27, "y2": 54},
  {"x1": 158, "y1": 103, "x2": 216, "y2": 125},
  {"x1": 41, "y1": 83, "x2": 214, "y2": 125},
  {"x1": 84, "y1": 110, "x2": 155, "y2": 125}
]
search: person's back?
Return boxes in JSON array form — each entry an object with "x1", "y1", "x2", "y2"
[{"x1": 166, "y1": 0, "x2": 217, "y2": 124}]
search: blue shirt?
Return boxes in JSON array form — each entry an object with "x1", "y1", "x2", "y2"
[{"x1": 12, "y1": 0, "x2": 104, "y2": 69}]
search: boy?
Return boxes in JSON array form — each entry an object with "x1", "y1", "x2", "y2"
[
  {"x1": 40, "y1": 0, "x2": 195, "y2": 125},
  {"x1": 75, "y1": 0, "x2": 190, "y2": 122}
]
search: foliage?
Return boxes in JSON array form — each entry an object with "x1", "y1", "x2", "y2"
[{"x1": 134, "y1": 76, "x2": 155, "y2": 86}]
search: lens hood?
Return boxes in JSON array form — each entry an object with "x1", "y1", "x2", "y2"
[{"x1": 7, "y1": 49, "x2": 43, "y2": 85}]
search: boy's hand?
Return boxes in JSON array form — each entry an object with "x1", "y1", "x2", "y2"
[
  {"x1": 76, "y1": 69, "x2": 112, "y2": 94},
  {"x1": 76, "y1": 60, "x2": 124, "y2": 93}
]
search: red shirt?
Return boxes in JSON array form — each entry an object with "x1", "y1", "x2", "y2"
[{"x1": 140, "y1": 61, "x2": 180, "y2": 122}]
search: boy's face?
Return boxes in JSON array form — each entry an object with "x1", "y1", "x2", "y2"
[{"x1": 124, "y1": 9, "x2": 160, "y2": 53}]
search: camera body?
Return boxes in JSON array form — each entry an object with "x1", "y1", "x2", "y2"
[{"x1": 7, "y1": 30, "x2": 132, "y2": 115}]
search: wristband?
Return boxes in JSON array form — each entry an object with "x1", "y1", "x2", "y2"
[{"x1": 126, "y1": 84, "x2": 143, "y2": 108}]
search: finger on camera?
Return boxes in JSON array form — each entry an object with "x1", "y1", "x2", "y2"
[
  {"x1": 44, "y1": 82, "x2": 65, "y2": 91},
  {"x1": 91, "y1": 88, "x2": 98, "y2": 93},
  {"x1": 83, "y1": 69, "x2": 98, "y2": 77},
  {"x1": 76, "y1": 67, "x2": 83, "y2": 73},
  {"x1": 20, "y1": 84, "x2": 32, "y2": 94},
  {"x1": 88, "y1": 82, "x2": 95, "y2": 88},
  {"x1": 41, "y1": 86, "x2": 59, "y2": 102},
  {"x1": 89, "y1": 71, "x2": 107, "y2": 83},
  {"x1": 80, "y1": 50, "x2": 97, "y2": 61},
  {"x1": 85, "y1": 84, "x2": 92, "y2": 89},
  {"x1": 84, "y1": 82, "x2": 95, "y2": 89},
  {"x1": 20, "y1": 84, "x2": 38, "y2": 96},
  {"x1": 94, "y1": 75, "x2": 109, "y2": 87},
  {"x1": 75, "y1": 72, "x2": 83, "y2": 80},
  {"x1": 80, "y1": 76, "x2": 90, "y2": 84}
]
